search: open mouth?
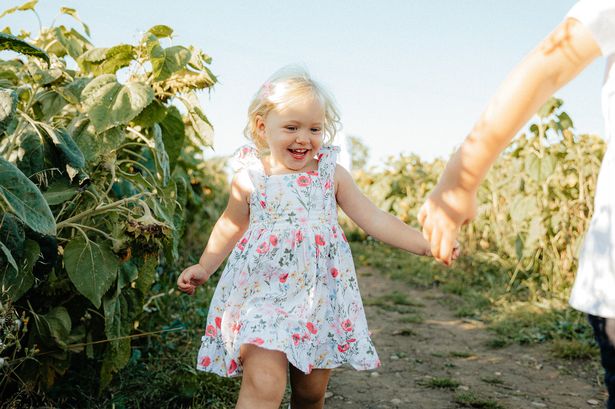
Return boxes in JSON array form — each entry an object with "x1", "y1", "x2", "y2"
[{"x1": 288, "y1": 148, "x2": 310, "y2": 160}]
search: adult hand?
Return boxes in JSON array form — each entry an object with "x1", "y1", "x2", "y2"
[{"x1": 418, "y1": 185, "x2": 477, "y2": 266}]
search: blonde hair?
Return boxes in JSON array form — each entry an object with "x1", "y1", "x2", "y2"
[{"x1": 243, "y1": 66, "x2": 341, "y2": 150}]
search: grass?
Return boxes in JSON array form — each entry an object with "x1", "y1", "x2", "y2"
[
  {"x1": 423, "y1": 377, "x2": 460, "y2": 389},
  {"x1": 454, "y1": 391, "x2": 505, "y2": 409}
]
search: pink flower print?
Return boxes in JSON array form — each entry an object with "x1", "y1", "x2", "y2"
[
  {"x1": 376, "y1": 359, "x2": 382, "y2": 368},
  {"x1": 302, "y1": 333, "x2": 310, "y2": 341},
  {"x1": 341, "y1": 319, "x2": 353, "y2": 332},
  {"x1": 256, "y1": 241, "x2": 269, "y2": 254},
  {"x1": 318, "y1": 153, "x2": 324, "y2": 161},
  {"x1": 237, "y1": 237, "x2": 248, "y2": 251},
  {"x1": 307, "y1": 364, "x2": 314, "y2": 373},
  {"x1": 250, "y1": 337, "x2": 264, "y2": 346},
  {"x1": 269, "y1": 235, "x2": 278, "y2": 246},
  {"x1": 205, "y1": 324, "x2": 217, "y2": 337},
  {"x1": 306, "y1": 322, "x2": 318, "y2": 335},
  {"x1": 307, "y1": 170, "x2": 319, "y2": 176},
  {"x1": 295, "y1": 230, "x2": 304, "y2": 243},
  {"x1": 228, "y1": 359, "x2": 238, "y2": 375},
  {"x1": 215, "y1": 316, "x2": 222, "y2": 329},
  {"x1": 259, "y1": 200, "x2": 266, "y2": 209},
  {"x1": 275, "y1": 307, "x2": 289, "y2": 317},
  {"x1": 279, "y1": 273, "x2": 289, "y2": 283},
  {"x1": 324, "y1": 179, "x2": 332, "y2": 190},
  {"x1": 200, "y1": 356, "x2": 211, "y2": 367},
  {"x1": 341, "y1": 230, "x2": 348, "y2": 242},
  {"x1": 315, "y1": 235, "x2": 326, "y2": 246},
  {"x1": 297, "y1": 175, "x2": 311, "y2": 187},
  {"x1": 239, "y1": 146, "x2": 250, "y2": 159},
  {"x1": 292, "y1": 333, "x2": 301, "y2": 346},
  {"x1": 347, "y1": 338, "x2": 356, "y2": 343},
  {"x1": 330, "y1": 267, "x2": 339, "y2": 278},
  {"x1": 337, "y1": 343, "x2": 350, "y2": 353},
  {"x1": 232, "y1": 322, "x2": 242, "y2": 334}
]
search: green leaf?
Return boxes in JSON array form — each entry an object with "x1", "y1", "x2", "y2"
[
  {"x1": 151, "y1": 45, "x2": 191, "y2": 82},
  {"x1": 0, "y1": 212, "x2": 25, "y2": 261},
  {"x1": 45, "y1": 128, "x2": 86, "y2": 169},
  {"x1": 81, "y1": 74, "x2": 154, "y2": 132},
  {"x1": 152, "y1": 124, "x2": 170, "y2": 185},
  {"x1": 43, "y1": 178, "x2": 78, "y2": 206},
  {"x1": 0, "y1": 88, "x2": 17, "y2": 134},
  {"x1": 56, "y1": 77, "x2": 91, "y2": 105},
  {"x1": 69, "y1": 116, "x2": 124, "y2": 164},
  {"x1": 514, "y1": 234, "x2": 523, "y2": 261},
  {"x1": 525, "y1": 216, "x2": 546, "y2": 251},
  {"x1": 78, "y1": 45, "x2": 135, "y2": 75},
  {"x1": 135, "y1": 253, "x2": 158, "y2": 294},
  {"x1": 0, "y1": 241, "x2": 17, "y2": 271},
  {"x1": 0, "y1": 32, "x2": 49, "y2": 63},
  {"x1": 558, "y1": 112, "x2": 573, "y2": 130},
  {"x1": 59, "y1": 7, "x2": 90, "y2": 37},
  {"x1": 64, "y1": 237, "x2": 119, "y2": 308},
  {"x1": 537, "y1": 97, "x2": 562, "y2": 119},
  {"x1": 53, "y1": 26, "x2": 87, "y2": 59},
  {"x1": 160, "y1": 105, "x2": 185, "y2": 171},
  {"x1": 15, "y1": 131, "x2": 45, "y2": 177},
  {"x1": 0, "y1": 1, "x2": 38, "y2": 19},
  {"x1": 147, "y1": 25, "x2": 173, "y2": 38},
  {"x1": 44, "y1": 306, "x2": 72, "y2": 349},
  {"x1": 0, "y1": 239, "x2": 38, "y2": 300},
  {"x1": 509, "y1": 196, "x2": 538, "y2": 224},
  {"x1": 0, "y1": 157, "x2": 56, "y2": 235},
  {"x1": 132, "y1": 99, "x2": 167, "y2": 128},
  {"x1": 524, "y1": 153, "x2": 556, "y2": 182}
]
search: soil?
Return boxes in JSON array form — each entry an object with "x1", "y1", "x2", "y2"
[{"x1": 323, "y1": 267, "x2": 607, "y2": 409}]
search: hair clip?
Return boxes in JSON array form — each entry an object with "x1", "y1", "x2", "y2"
[{"x1": 260, "y1": 81, "x2": 274, "y2": 98}]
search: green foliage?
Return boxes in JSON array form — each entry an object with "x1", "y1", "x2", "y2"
[{"x1": 0, "y1": 3, "x2": 224, "y2": 402}]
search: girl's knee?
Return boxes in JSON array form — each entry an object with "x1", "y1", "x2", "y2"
[{"x1": 240, "y1": 345, "x2": 288, "y2": 400}]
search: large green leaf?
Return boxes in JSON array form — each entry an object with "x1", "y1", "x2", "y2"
[
  {"x1": 0, "y1": 88, "x2": 17, "y2": 134},
  {"x1": 0, "y1": 157, "x2": 56, "y2": 235},
  {"x1": 147, "y1": 25, "x2": 173, "y2": 38},
  {"x1": 78, "y1": 45, "x2": 135, "y2": 75},
  {"x1": 44, "y1": 307, "x2": 72, "y2": 349},
  {"x1": 525, "y1": 153, "x2": 556, "y2": 182},
  {"x1": 69, "y1": 116, "x2": 125, "y2": 164},
  {"x1": 81, "y1": 74, "x2": 154, "y2": 132},
  {"x1": 0, "y1": 212, "x2": 25, "y2": 261},
  {"x1": 16, "y1": 131, "x2": 45, "y2": 177},
  {"x1": 63, "y1": 237, "x2": 119, "y2": 308},
  {"x1": 509, "y1": 196, "x2": 538, "y2": 224},
  {"x1": 151, "y1": 45, "x2": 191, "y2": 82},
  {"x1": 0, "y1": 239, "x2": 39, "y2": 300},
  {"x1": 43, "y1": 128, "x2": 86, "y2": 169},
  {"x1": 132, "y1": 100, "x2": 167, "y2": 128},
  {"x1": 0, "y1": 32, "x2": 49, "y2": 64},
  {"x1": 43, "y1": 179, "x2": 78, "y2": 206},
  {"x1": 160, "y1": 105, "x2": 185, "y2": 172}
]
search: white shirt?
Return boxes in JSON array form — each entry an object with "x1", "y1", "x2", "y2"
[{"x1": 567, "y1": 0, "x2": 615, "y2": 317}]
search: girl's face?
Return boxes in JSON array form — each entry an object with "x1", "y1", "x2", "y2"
[{"x1": 256, "y1": 96, "x2": 325, "y2": 173}]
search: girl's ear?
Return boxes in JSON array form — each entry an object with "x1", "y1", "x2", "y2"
[{"x1": 254, "y1": 115, "x2": 266, "y2": 148}]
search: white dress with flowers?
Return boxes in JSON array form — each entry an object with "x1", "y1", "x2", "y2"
[{"x1": 196, "y1": 145, "x2": 380, "y2": 377}]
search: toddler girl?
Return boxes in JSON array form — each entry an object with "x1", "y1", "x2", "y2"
[{"x1": 177, "y1": 66, "x2": 459, "y2": 409}]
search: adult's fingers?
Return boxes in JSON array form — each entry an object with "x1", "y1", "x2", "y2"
[
  {"x1": 417, "y1": 203, "x2": 427, "y2": 227},
  {"x1": 429, "y1": 226, "x2": 443, "y2": 263},
  {"x1": 439, "y1": 230, "x2": 456, "y2": 266}
]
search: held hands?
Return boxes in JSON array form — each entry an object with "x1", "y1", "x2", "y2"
[
  {"x1": 177, "y1": 263, "x2": 210, "y2": 296},
  {"x1": 418, "y1": 185, "x2": 476, "y2": 266}
]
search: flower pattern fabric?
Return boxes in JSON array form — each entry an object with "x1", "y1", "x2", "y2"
[{"x1": 196, "y1": 144, "x2": 380, "y2": 377}]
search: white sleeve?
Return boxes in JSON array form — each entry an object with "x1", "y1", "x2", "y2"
[{"x1": 567, "y1": 0, "x2": 615, "y2": 57}]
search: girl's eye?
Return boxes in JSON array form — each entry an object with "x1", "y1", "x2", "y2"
[
  {"x1": 286, "y1": 126, "x2": 297, "y2": 131},
  {"x1": 311, "y1": 128, "x2": 321, "y2": 133}
]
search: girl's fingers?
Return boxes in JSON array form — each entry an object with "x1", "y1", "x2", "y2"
[{"x1": 417, "y1": 203, "x2": 427, "y2": 226}]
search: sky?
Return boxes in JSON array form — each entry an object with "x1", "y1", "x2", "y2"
[{"x1": 2, "y1": 0, "x2": 605, "y2": 165}]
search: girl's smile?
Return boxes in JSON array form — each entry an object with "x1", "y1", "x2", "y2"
[{"x1": 256, "y1": 97, "x2": 325, "y2": 175}]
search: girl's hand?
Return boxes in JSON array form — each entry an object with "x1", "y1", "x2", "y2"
[
  {"x1": 177, "y1": 264, "x2": 210, "y2": 296},
  {"x1": 451, "y1": 241, "x2": 461, "y2": 261}
]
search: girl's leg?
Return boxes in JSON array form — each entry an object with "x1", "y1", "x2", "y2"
[
  {"x1": 235, "y1": 344, "x2": 288, "y2": 409},
  {"x1": 288, "y1": 365, "x2": 332, "y2": 409},
  {"x1": 588, "y1": 315, "x2": 615, "y2": 409}
]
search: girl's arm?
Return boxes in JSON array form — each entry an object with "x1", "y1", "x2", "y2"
[
  {"x1": 177, "y1": 170, "x2": 251, "y2": 294},
  {"x1": 335, "y1": 165, "x2": 431, "y2": 256},
  {"x1": 418, "y1": 17, "x2": 601, "y2": 265}
]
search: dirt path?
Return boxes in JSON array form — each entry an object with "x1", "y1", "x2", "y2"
[{"x1": 324, "y1": 267, "x2": 606, "y2": 409}]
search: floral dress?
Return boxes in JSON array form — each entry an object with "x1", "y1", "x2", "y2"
[{"x1": 196, "y1": 144, "x2": 380, "y2": 377}]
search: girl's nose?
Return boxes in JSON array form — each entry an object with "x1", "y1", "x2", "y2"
[{"x1": 296, "y1": 132, "x2": 309, "y2": 143}]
